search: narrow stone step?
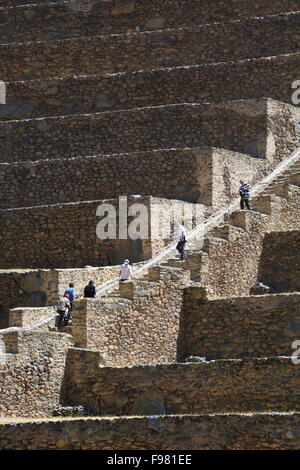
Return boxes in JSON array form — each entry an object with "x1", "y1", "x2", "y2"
[
  {"x1": 118, "y1": 278, "x2": 161, "y2": 301},
  {"x1": 263, "y1": 182, "x2": 299, "y2": 197},
  {"x1": 201, "y1": 236, "x2": 228, "y2": 254},
  {"x1": 97, "y1": 297, "x2": 132, "y2": 304},
  {"x1": 207, "y1": 224, "x2": 233, "y2": 241}
]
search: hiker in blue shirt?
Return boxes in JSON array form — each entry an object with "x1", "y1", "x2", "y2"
[
  {"x1": 239, "y1": 180, "x2": 251, "y2": 210},
  {"x1": 64, "y1": 283, "x2": 77, "y2": 312}
]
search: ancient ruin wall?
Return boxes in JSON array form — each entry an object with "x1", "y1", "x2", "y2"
[
  {"x1": 0, "y1": 148, "x2": 266, "y2": 209},
  {"x1": 1, "y1": 14, "x2": 299, "y2": 81},
  {"x1": 0, "y1": 266, "x2": 119, "y2": 329},
  {"x1": 256, "y1": 230, "x2": 300, "y2": 292},
  {"x1": 9, "y1": 306, "x2": 56, "y2": 328},
  {"x1": 0, "y1": 99, "x2": 297, "y2": 163},
  {"x1": 211, "y1": 149, "x2": 266, "y2": 208},
  {"x1": 1, "y1": 0, "x2": 298, "y2": 42},
  {"x1": 0, "y1": 197, "x2": 199, "y2": 269},
  {"x1": 0, "y1": 330, "x2": 73, "y2": 418},
  {"x1": 181, "y1": 291, "x2": 300, "y2": 360},
  {"x1": 72, "y1": 267, "x2": 191, "y2": 365},
  {"x1": 62, "y1": 352, "x2": 299, "y2": 416},
  {"x1": 0, "y1": 413, "x2": 299, "y2": 450},
  {"x1": 0, "y1": 200, "x2": 116, "y2": 269},
  {"x1": 3, "y1": 54, "x2": 300, "y2": 120},
  {"x1": 199, "y1": 187, "x2": 300, "y2": 297}
]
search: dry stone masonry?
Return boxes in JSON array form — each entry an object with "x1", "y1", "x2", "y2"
[
  {"x1": 1, "y1": 13, "x2": 299, "y2": 81},
  {"x1": 0, "y1": 147, "x2": 266, "y2": 209},
  {"x1": 0, "y1": 0, "x2": 299, "y2": 450}
]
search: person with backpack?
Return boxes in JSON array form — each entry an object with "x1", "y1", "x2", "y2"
[
  {"x1": 119, "y1": 259, "x2": 133, "y2": 282},
  {"x1": 84, "y1": 280, "x2": 96, "y2": 298},
  {"x1": 56, "y1": 293, "x2": 71, "y2": 329},
  {"x1": 239, "y1": 180, "x2": 251, "y2": 210}
]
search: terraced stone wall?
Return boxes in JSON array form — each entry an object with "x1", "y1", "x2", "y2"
[
  {"x1": 256, "y1": 230, "x2": 300, "y2": 292},
  {"x1": 3, "y1": 54, "x2": 300, "y2": 120},
  {"x1": 0, "y1": 99, "x2": 297, "y2": 163},
  {"x1": 61, "y1": 352, "x2": 298, "y2": 416},
  {"x1": 71, "y1": 266, "x2": 191, "y2": 365},
  {"x1": 211, "y1": 148, "x2": 266, "y2": 208},
  {"x1": 0, "y1": 266, "x2": 120, "y2": 329},
  {"x1": 199, "y1": 187, "x2": 300, "y2": 297},
  {"x1": 1, "y1": 0, "x2": 299, "y2": 42},
  {"x1": 0, "y1": 197, "x2": 200, "y2": 269},
  {"x1": 55, "y1": 265, "x2": 120, "y2": 298},
  {"x1": 9, "y1": 306, "x2": 56, "y2": 328},
  {"x1": 1, "y1": 14, "x2": 299, "y2": 81},
  {"x1": 0, "y1": 413, "x2": 299, "y2": 450},
  {"x1": 0, "y1": 200, "x2": 120, "y2": 269},
  {"x1": 1, "y1": 0, "x2": 62, "y2": 6},
  {"x1": 0, "y1": 330, "x2": 73, "y2": 418},
  {"x1": 0, "y1": 147, "x2": 266, "y2": 209},
  {"x1": 181, "y1": 291, "x2": 300, "y2": 360},
  {"x1": 0, "y1": 270, "x2": 58, "y2": 329}
]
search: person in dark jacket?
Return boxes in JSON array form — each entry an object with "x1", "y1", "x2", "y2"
[{"x1": 84, "y1": 280, "x2": 96, "y2": 298}]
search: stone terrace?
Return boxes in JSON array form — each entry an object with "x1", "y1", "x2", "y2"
[
  {"x1": 0, "y1": 98, "x2": 297, "y2": 162},
  {"x1": 182, "y1": 292, "x2": 300, "y2": 359},
  {"x1": 0, "y1": 147, "x2": 267, "y2": 209},
  {"x1": 2, "y1": 54, "x2": 300, "y2": 120},
  {"x1": 0, "y1": 197, "x2": 204, "y2": 269},
  {"x1": 0, "y1": 413, "x2": 299, "y2": 450},
  {"x1": 0, "y1": 0, "x2": 299, "y2": 450},
  {"x1": 0, "y1": 264, "x2": 122, "y2": 329},
  {"x1": 0, "y1": 14, "x2": 298, "y2": 81},
  {"x1": 255, "y1": 230, "x2": 300, "y2": 292},
  {"x1": 61, "y1": 352, "x2": 299, "y2": 416},
  {"x1": 1, "y1": 0, "x2": 299, "y2": 43}
]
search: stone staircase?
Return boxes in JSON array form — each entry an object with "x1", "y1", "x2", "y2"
[
  {"x1": 0, "y1": 0, "x2": 299, "y2": 450},
  {"x1": 263, "y1": 161, "x2": 300, "y2": 193},
  {"x1": 163, "y1": 180, "x2": 300, "y2": 296}
]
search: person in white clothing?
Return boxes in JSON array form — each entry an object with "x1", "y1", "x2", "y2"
[
  {"x1": 176, "y1": 223, "x2": 187, "y2": 261},
  {"x1": 177, "y1": 224, "x2": 187, "y2": 240},
  {"x1": 119, "y1": 259, "x2": 133, "y2": 282}
]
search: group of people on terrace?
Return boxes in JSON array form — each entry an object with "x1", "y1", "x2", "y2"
[
  {"x1": 56, "y1": 259, "x2": 133, "y2": 329},
  {"x1": 56, "y1": 180, "x2": 251, "y2": 328}
]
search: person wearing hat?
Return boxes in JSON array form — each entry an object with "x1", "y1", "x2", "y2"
[{"x1": 119, "y1": 259, "x2": 133, "y2": 282}]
